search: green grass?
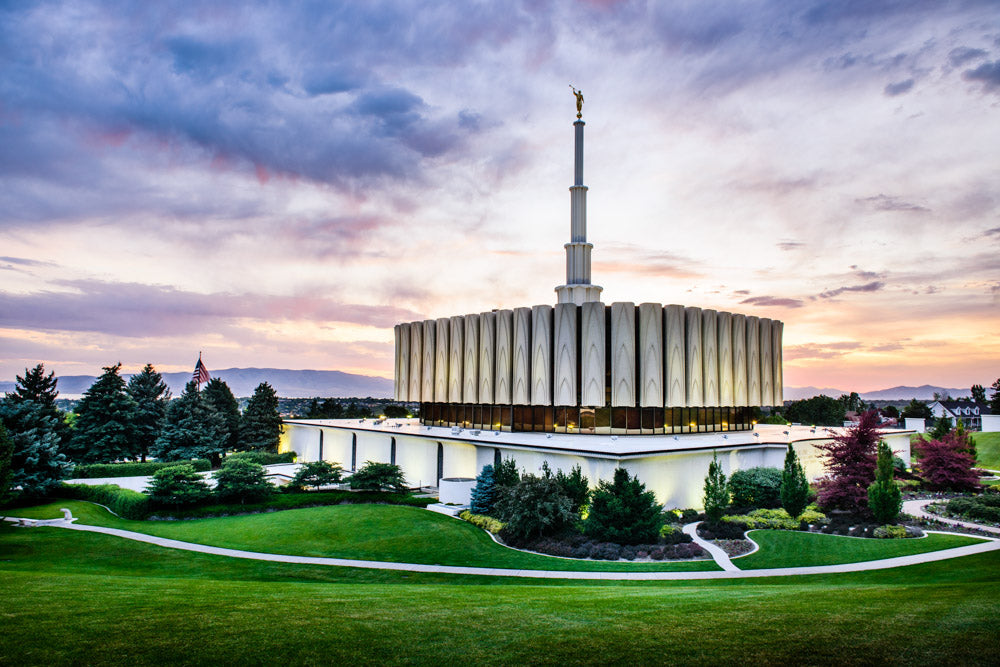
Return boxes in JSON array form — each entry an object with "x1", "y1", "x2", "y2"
[
  {"x1": 737, "y1": 530, "x2": 986, "y2": 569},
  {"x1": 3, "y1": 500, "x2": 714, "y2": 572},
  {"x1": 2, "y1": 521, "x2": 1000, "y2": 665},
  {"x1": 974, "y1": 431, "x2": 1000, "y2": 470}
]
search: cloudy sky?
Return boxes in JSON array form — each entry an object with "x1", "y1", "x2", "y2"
[{"x1": 2, "y1": 0, "x2": 998, "y2": 394}]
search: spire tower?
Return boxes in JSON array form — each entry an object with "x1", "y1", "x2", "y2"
[{"x1": 555, "y1": 92, "x2": 603, "y2": 305}]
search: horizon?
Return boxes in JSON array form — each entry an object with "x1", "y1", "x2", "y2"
[{"x1": 2, "y1": 2, "x2": 998, "y2": 390}]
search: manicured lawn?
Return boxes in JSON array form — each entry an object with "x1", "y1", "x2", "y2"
[
  {"x1": 974, "y1": 431, "x2": 1000, "y2": 470},
  {"x1": 1, "y1": 521, "x2": 999, "y2": 665},
  {"x1": 737, "y1": 530, "x2": 986, "y2": 569},
  {"x1": 4, "y1": 500, "x2": 715, "y2": 572}
]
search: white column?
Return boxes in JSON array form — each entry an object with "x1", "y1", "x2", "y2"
[
  {"x1": 397, "y1": 324, "x2": 410, "y2": 402},
  {"x1": 421, "y1": 320, "x2": 435, "y2": 403},
  {"x1": 448, "y1": 316, "x2": 464, "y2": 403},
  {"x1": 580, "y1": 302, "x2": 606, "y2": 406},
  {"x1": 732, "y1": 314, "x2": 747, "y2": 406},
  {"x1": 512, "y1": 307, "x2": 531, "y2": 405},
  {"x1": 664, "y1": 305, "x2": 686, "y2": 407},
  {"x1": 463, "y1": 314, "x2": 480, "y2": 404},
  {"x1": 639, "y1": 303, "x2": 663, "y2": 407},
  {"x1": 553, "y1": 303, "x2": 578, "y2": 406},
  {"x1": 611, "y1": 302, "x2": 636, "y2": 407},
  {"x1": 760, "y1": 318, "x2": 774, "y2": 407},
  {"x1": 717, "y1": 311, "x2": 734, "y2": 406},
  {"x1": 434, "y1": 318, "x2": 449, "y2": 403},
  {"x1": 746, "y1": 316, "x2": 761, "y2": 406},
  {"x1": 685, "y1": 306, "x2": 703, "y2": 406},
  {"x1": 702, "y1": 309, "x2": 719, "y2": 407},
  {"x1": 408, "y1": 322, "x2": 422, "y2": 401},
  {"x1": 494, "y1": 310, "x2": 514, "y2": 405},
  {"x1": 393, "y1": 325, "x2": 402, "y2": 402},
  {"x1": 772, "y1": 320, "x2": 784, "y2": 406},
  {"x1": 479, "y1": 311, "x2": 496, "y2": 405},
  {"x1": 530, "y1": 305, "x2": 553, "y2": 405}
]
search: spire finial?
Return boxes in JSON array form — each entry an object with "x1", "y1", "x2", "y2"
[{"x1": 570, "y1": 84, "x2": 583, "y2": 119}]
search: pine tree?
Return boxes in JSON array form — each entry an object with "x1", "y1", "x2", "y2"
[
  {"x1": 493, "y1": 456, "x2": 520, "y2": 489},
  {"x1": 0, "y1": 399, "x2": 72, "y2": 497},
  {"x1": 126, "y1": 364, "x2": 171, "y2": 462},
  {"x1": 815, "y1": 409, "x2": 881, "y2": 514},
  {"x1": 555, "y1": 464, "x2": 591, "y2": 514},
  {"x1": 0, "y1": 421, "x2": 14, "y2": 503},
  {"x1": 780, "y1": 444, "x2": 811, "y2": 519},
  {"x1": 69, "y1": 363, "x2": 139, "y2": 463},
  {"x1": 990, "y1": 379, "x2": 1000, "y2": 415},
  {"x1": 8, "y1": 363, "x2": 69, "y2": 449},
  {"x1": 202, "y1": 378, "x2": 240, "y2": 452},
  {"x1": 153, "y1": 382, "x2": 227, "y2": 464},
  {"x1": 867, "y1": 440, "x2": 902, "y2": 524},
  {"x1": 584, "y1": 467, "x2": 662, "y2": 544},
  {"x1": 239, "y1": 382, "x2": 282, "y2": 452},
  {"x1": 470, "y1": 464, "x2": 497, "y2": 515},
  {"x1": 971, "y1": 384, "x2": 986, "y2": 404},
  {"x1": 702, "y1": 452, "x2": 729, "y2": 522}
]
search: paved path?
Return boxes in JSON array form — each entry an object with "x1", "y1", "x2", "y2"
[
  {"x1": 683, "y1": 522, "x2": 738, "y2": 571},
  {"x1": 8, "y1": 511, "x2": 999, "y2": 581},
  {"x1": 903, "y1": 499, "x2": 1000, "y2": 536}
]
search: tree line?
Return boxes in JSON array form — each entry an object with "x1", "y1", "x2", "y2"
[{"x1": 0, "y1": 363, "x2": 283, "y2": 500}]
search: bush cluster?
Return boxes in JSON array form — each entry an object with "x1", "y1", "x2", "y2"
[
  {"x1": 459, "y1": 510, "x2": 505, "y2": 534},
  {"x1": 728, "y1": 467, "x2": 783, "y2": 509},
  {"x1": 512, "y1": 533, "x2": 704, "y2": 561},
  {"x1": 873, "y1": 524, "x2": 907, "y2": 539},
  {"x1": 817, "y1": 517, "x2": 922, "y2": 538},
  {"x1": 72, "y1": 459, "x2": 210, "y2": 478},
  {"x1": 722, "y1": 507, "x2": 827, "y2": 530},
  {"x1": 945, "y1": 495, "x2": 1000, "y2": 524},
  {"x1": 60, "y1": 482, "x2": 150, "y2": 519},
  {"x1": 225, "y1": 451, "x2": 297, "y2": 466}
]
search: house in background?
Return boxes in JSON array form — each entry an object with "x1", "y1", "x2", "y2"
[{"x1": 929, "y1": 400, "x2": 991, "y2": 432}]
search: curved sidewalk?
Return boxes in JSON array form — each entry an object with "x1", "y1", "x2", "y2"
[
  {"x1": 903, "y1": 499, "x2": 1000, "y2": 536},
  {"x1": 19, "y1": 517, "x2": 1000, "y2": 581}
]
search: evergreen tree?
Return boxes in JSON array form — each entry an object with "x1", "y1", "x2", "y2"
[
  {"x1": 929, "y1": 414, "x2": 953, "y2": 440},
  {"x1": 153, "y1": 382, "x2": 227, "y2": 464},
  {"x1": 239, "y1": 382, "x2": 282, "y2": 452},
  {"x1": 815, "y1": 409, "x2": 881, "y2": 514},
  {"x1": 469, "y1": 464, "x2": 497, "y2": 515},
  {"x1": 702, "y1": 452, "x2": 729, "y2": 522},
  {"x1": 68, "y1": 363, "x2": 138, "y2": 463},
  {"x1": 202, "y1": 378, "x2": 240, "y2": 451},
  {"x1": 494, "y1": 472, "x2": 574, "y2": 541},
  {"x1": 584, "y1": 467, "x2": 662, "y2": 544},
  {"x1": 493, "y1": 456, "x2": 520, "y2": 489},
  {"x1": 146, "y1": 463, "x2": 211, "y2": 507},
  {"x1": 990, "y1": 379, "x2": 1000, "y2": 415},
  {"x1": 126, "y1": 364, "x2": 171, "y2": 462},
  {"x1": 779, "y1": 444, "x2": 810, "y2": 519},
  {"x1": 867, "y1": 440, "x2": 902, "y2": 524},
  {"x1": 0, "y1": 399, "x2": 72, "y2": 497},
  {"x1": 971, "y1": 384, "x2": 987, "y2": 404},
  {"x1": 900, "y1": 399, "x2": 932, "y2": 421},
  {"x1": 213, "y1": 459, "x2": 275, "y2": 504},
  {"x1": 0, "y1": 421, "x2": 14, "y2": 503},
  {"x1": 305, "y1": 398, "x2": 321, "y2": 418},
  {"x1": 7, "y1": 364, "x2": 69, "y2": 448},
  {"x1": 555, "y1": 464, "x2": 591, "y2": 514}
]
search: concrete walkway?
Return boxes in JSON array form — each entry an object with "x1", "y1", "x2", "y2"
[
  {"x1": 9, "y1": 510, "x2": 999, "y2": 581},
  {"x1": 683, "y1": 522, "x2": 738, "y2": 571},
  {"x1": 903, "y1": 499, "x2": 1000, "y2": 536}
]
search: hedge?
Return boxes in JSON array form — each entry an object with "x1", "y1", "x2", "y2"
[
  {"x1": 148, "y1": 489, "x2": 433, "y2": 519},
  {"x1": 72, "y1": 460, "x2": 211, "y2": 479},
  {"x1": 225, "y1": 451, "x2": 297, "y2": 465},
  {"x1": 60, "y1": 483, "x2": 150, "y2": 519},
  {"x1": 459, "y1": 510, "x2": 505, "y2": 535}
]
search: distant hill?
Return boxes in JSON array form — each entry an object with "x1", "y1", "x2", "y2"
[
  {"x1": 783, "y1": 384, "x2": 974, "y2": 402},
  {"x1": 0, "y1": 368, "x2": 393, "y2": 399}
]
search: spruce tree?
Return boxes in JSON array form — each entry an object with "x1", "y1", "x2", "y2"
[
  {"x1": 8, "y1": 364, "x2": 69, "y2": 449},
  {"x1": 0, "y1": 421, "x2": 14, "y2": 503},
  {"x1": 0, "y1": 399, "x2": 72, "y2": 497},
  {"x1": 202, "y1": 378, "x2": 241, "y2": 452},
  {"x1": 868, "y1": 440, "x2": 902, "y2": 524},
  {"x1": 126, "y1": 364, "x2": 171, "y2": 462},
  {"x1": 69, "y1": 363, "x2": 139, "y2": 463},
  {"x1": 493, "y1": 456, "x2": 520, "y2": 489},
  {"x1": 990, "y1": 379, "x2": 1000, "y2": 415},
  {"x1": 780, "y1": 444, "x2": 810, "y2": 519},
  {"x1": 470, "y1": 464, "x2": 497, "y2": 515},
  {"x1": 584, "y1": 467, "x2": 662, "y2": 544},
  {"x1": 239, "y1": 382, "x2": 282, "y2": 452},
  {"x1": 153, "y1": 382, "x2": 227, "y2": 464},
  {"x1": 702, "y1": 452, "x2": 729, "y2": 522}
]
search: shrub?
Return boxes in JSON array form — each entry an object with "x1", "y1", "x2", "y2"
[
  {"x1": 213, "y1": 459, "x2": 275, "y2": 504},
  {"x1": 702, "y1": 452, "x2": 729, "y2": 522},
  {"x1": 914, "y1": 431, "x2": 979, "y2": 492},
  {"x1": 225, "y1": 451, "x2": 297, "y2": 466},
  {"x1": 60, "y1": 482, "x2": 150, "y2": 519},
  {"x1": 554, "y1": 464, "x2": 590, "y2": 514},
  {"x1": 459, "y1": 510, "x2": 505, "y2": 535},
  {"x1": 145, "y1": 464, "x2": 211, "y2": 507},
  {"x1": 729, "y1": 467, "x2": 783, "y2": 509},
  {"x1": 584, "y1": 468, "x2": 662, "y2": 545},
  {"x1": 945, "y1": 496, "x2": 1000, "y2": 524},
  {"x1": 469, "y1": 464, "x2": 498, "y2": 515},
  {"x1": 288, "y1": 460, "x2": 343, "y2": 491},
  {"x1": 72, "y1": 459, "x2": 211, "y2": 478},
  {"x1": 495, "y1": 473, "x2": 575, "y2": 540},
  {"x1": 868, "y1": 440, "x2": 902, "y2": 524},
  {"x1": 721, "y1": 507, "x2": 828, "y2": 531},
  {"x1": 493, "y1": 457, "x2": 520, "y2": 489},
  {"x1": 348, "y1": 461, "x2": 407, "y2": 493},
  {"x1": 780, "y1": 445, "x2": 811, "y2": 519},
  {"x1": 873, "y1": 524, "x2": 907, "y2": 539},
  {"x1": 698, "y1": 520, "x2": 748, "y2": 540}
]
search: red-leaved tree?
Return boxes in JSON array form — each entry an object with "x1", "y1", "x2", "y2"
[
  {"x1": 816, "y1": 409, "x2": 881, "y2": 515},
  {"x1": 915, "y1": 431, "x2": 979, "y2": 492}
]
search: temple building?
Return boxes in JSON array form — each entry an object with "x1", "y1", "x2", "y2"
[{"x1": 280, "y1": 102, "x2": 912, "y2": 507}]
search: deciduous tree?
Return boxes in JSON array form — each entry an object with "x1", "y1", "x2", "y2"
[
  {"x1": 289, "y1": 460, "x2": 343, "y2": 490},
  {"x1": 915, "y1": 430, "x2": 979, "y2": 492},
  {"x1": 555, "y1": 464, "x2": 590, "y2": 515},
  {"x1": 495, "y1": 473, "x2": 574, "y2": 541},
  {"x1": 990, "y1": 379, "x2": 1000, "y2": 415},
  {"x1": 816, "y1": 409, "x2": 881, "y2": 515},
  {"x1": 348, "y1": 461, "x2": 407, "y2": 492}
]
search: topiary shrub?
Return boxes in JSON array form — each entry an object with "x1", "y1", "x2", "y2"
[
  {"x1": 729, "y1": 467, "x2": 783, "y2": 509},
  {"x1": 225, "y1": 451, "x2": 297, "y2": 466},
  {"x1": 73, "y1": 459, "x2": 211, "y2": 478},
  {"x1": 145, "y1": 464, "x2": 211, "y2": 507}
]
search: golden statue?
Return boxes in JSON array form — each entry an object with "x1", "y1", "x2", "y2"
[{"x1": 570, "y1": 85, "x2": 583, "y2": 119}]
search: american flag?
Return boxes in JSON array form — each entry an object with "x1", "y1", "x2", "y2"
[{"x1": 193, "y1": 353, "x2": 210, "y2": 386}]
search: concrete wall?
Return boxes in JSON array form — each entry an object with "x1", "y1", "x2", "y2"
[{"x1": 981, "y1": 415, "x2": 1000, "y2": 433}]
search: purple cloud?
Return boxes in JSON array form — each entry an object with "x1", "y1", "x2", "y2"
[
  {"x1": 740, "y1": 296, "x2": 804, "y2": 308},
  {"x1": 964, "y1": 61, "x2": 1000, "y2": 92},
  {"x1": 817, "y1": 281, "x2": 885, "y2": 299},
  {"x1": 884, "y1": 79, "x2": 914, "y2": 96}
]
